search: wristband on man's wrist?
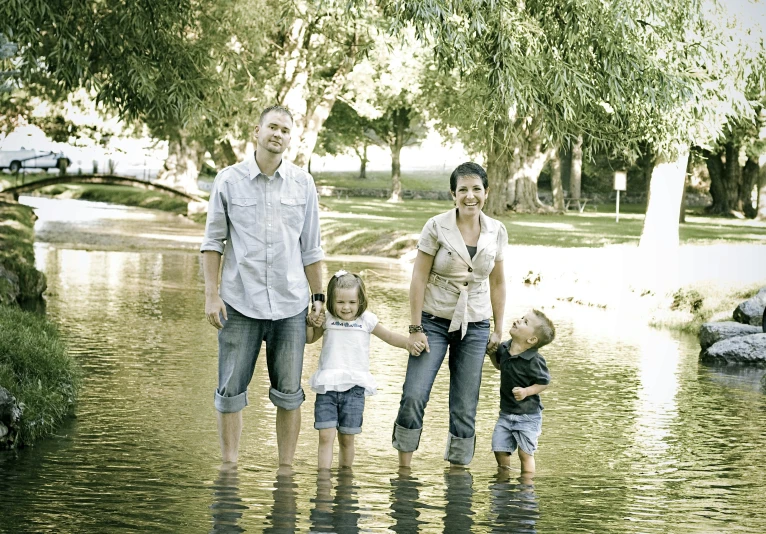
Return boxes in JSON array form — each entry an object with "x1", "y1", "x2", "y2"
[
  {"x1": 409, "y1": 324, "x2": 424, "y2": 334},
  {"x1": 312, "y1": 293, "x2": 325, "y2": 303}
]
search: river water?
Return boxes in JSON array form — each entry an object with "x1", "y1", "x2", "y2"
[{"x1": 2, "y1": 196, "x2": 766, "y2": 533}]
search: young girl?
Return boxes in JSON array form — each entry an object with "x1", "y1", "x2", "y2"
[{"x1": 307, "y1": 270, "x2": 425, "y2": 470}]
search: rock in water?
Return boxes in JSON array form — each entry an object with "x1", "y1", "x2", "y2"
[
  {"x1": 0, "y1": 386, "x2": 21, "y2": 448},
  {"x1": 699, "y1": 322, "x2": 762, "y2": 350},
  {"x1": 734, "y1": 287, "x2": 766, "y2": 327},
  {"x1": 700, "y1": 334, "x2": 766, "y2": 366}
]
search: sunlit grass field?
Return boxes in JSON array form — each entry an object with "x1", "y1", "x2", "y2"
[{"x1": 318, "y1": 198, "x2": 766, "y2": 256}]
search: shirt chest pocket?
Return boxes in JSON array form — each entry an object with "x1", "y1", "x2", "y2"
[
  {"x1": 433, "y1": 245, "x2": 467, "y2": 276},
  {"x1": 280, "y1": 197, "x2": 306, "y2": 230},
  {"x1": 229, "y1": 197, "x2": 257, "y2": 227}
]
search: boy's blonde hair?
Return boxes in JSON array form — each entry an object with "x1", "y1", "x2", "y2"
[
  {"x1": 532, "y1": 309, "x2": 555, "y2": 348},
  {"x1": 327, "y1": 272, "x2": 368, "y2": 320}
]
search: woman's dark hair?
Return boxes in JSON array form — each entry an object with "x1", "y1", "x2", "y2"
[
  {"x1": 326, "y1": 272, "x2": 368, "y2": 320},
  {"x1": 449, "y1": 162, "x2": 489, "y2": 193}
]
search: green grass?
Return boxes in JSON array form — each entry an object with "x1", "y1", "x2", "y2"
[
  {"x1": 310, "y1": 169, "x2": 451, "y2": 192},
  {"x1": 0, "y1": 304, "x2": 80, "y2": 448},
  {"x1": 318, "y1": 198, "x2": 766, "y2": 255},
  {"x1": 649, "y1": 283, "x2": 765, "y2": 334},
  {"x1": 38, "y1": 184, "x2": 190, "y2": 214},
  {"x1": 0, "y1": 201, "x2": 46, "y2": 303}
]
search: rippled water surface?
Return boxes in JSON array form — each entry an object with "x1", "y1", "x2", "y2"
[{"x1": 2, "y1": 197, "x2": 766, "y2": 533}]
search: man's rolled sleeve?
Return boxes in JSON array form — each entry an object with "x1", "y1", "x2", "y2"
[
  {"x1": 299, "y1": 175, "x2": 324, "y2": 266},
  {"x1": 417, "y1": 219, "x2": 439, "y2": 256},
  {"x1": 200, "y1": 176, "x2": 228, "y2": 254}
]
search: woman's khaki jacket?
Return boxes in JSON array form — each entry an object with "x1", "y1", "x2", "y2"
[{"x1": 417, "y1": 209, "x2": 507, "y2": 338}]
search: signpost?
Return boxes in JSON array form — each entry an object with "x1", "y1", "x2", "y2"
[{"x1": 614, "y1": 171, "x2": 627, "y2": 222}]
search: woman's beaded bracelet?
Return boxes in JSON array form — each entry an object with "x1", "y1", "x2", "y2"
[{"x1": 408, "y1": 324, "x2": 424, "y2": 334}]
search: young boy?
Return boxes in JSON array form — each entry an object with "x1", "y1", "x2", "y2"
[{"x1": 488, "y1": 309, "x2": 555, "y2": 475}]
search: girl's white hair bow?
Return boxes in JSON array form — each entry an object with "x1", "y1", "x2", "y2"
[{"x1": 334, "y1": 269, "x2": 349, "y2": 278}]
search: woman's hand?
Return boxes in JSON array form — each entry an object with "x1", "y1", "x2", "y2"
[
  {"x1": 408, "y1": 332, "x2": 429, "y2": 356},
  {"x1": 486, "y1": 330, "x2": 502, "y2": 355}
]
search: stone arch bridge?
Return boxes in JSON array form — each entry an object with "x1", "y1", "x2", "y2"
[{"x1": 0, "y1": 174, "x2": 206, "y2": 204}]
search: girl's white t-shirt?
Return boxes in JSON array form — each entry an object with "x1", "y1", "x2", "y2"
[{"x1": 309, "y1": 310, "x2": 379, "y2": 396}]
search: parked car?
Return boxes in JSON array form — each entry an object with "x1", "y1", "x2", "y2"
[{"x1": 0, "y1": 147, "x2": 71, "y2": 172}]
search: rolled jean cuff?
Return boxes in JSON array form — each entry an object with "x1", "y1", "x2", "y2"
[
  {"x1": 269, "y1": 387, "x2": 305, "y2": 410},
  {"x1": 215, "y1": 390, "x2": 248, "y2": 413},
  {"x1": 444, "y1": 432, "x2": 475, "y2": 465},
  {"x1": 392, "y1": 423, "x2": 422, "y2": 452}
]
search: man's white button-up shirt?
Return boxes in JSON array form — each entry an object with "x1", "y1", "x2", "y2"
[{"x1": 200, "y1": 151, "x2": 324, "y2": 320}]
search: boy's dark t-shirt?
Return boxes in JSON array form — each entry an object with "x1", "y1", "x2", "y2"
[{"x1": 497, "y1": 341, "x2": 551, "y2": 415}]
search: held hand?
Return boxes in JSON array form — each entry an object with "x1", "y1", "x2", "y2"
[
  {"x1": 308, "y1": 300, "x2": 324, "y2": 327},
  {"x1": 512, "y1": 387, "x2": 528, "y2": 401},
  {"x1": 205, "y1": 294, "x2": 228, "y2": 330},
  {"x1": 486, "y1": 331, "x2": 502, "y2": 356},
  {"x1": 408, "y1": 340, "x2": 426, "y2": 357},
  {"x1": 408, "y1": 332, "x2": 429, "y2": 355}
]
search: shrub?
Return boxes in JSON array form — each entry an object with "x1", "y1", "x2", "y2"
[{"x1": 0, "y1": 305, "x2": 80, "y2": 447}]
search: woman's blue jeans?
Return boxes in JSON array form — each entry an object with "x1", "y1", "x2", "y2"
[{"x1": 393, "y1": 312, "x2": 490, "y2": 465}]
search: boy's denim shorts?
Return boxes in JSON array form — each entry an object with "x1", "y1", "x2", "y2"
[
  {"x1": 314, "y1": 386, "x2": 366, "y2": 435},
  {"x1": 491, "y1": 412, "x2": 543, "y2": 456}
]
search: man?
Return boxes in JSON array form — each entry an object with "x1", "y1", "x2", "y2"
[{"x1": 200, "y1": 105, "x2": 324, "y2": 466}]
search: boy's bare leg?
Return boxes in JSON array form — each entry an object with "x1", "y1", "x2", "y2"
[
  {"x1": 318, "y1": 428, "x2": 336, "y2": 470},
  {"x1": 218, "y1": 411, "x2": 243, "y2": 464},
  {"x1": 277, "y1": 406, "x2": 301, "y2": 466},
  {"x1": 494, "y1": 451, "x2": 512, "y2": 469},
  {"x1": 398, "y1": 451, "x2": 413, "y2": 468},
  {"x1": 338, "y1": 433, "x2": 355, "y2": 467},
  {"x1": 518, "y1": 449, "x2": 536, "y2": 475}
]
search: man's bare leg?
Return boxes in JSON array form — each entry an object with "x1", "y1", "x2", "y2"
[
  {"x1": 277, "y1": 406, "x2": 301, "y2": 466},
  {"x1": 218, "y1": 411, "x2": 243, "y2": 464}
]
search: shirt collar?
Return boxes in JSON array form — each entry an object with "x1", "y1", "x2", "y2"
[
  {"x1": 247, "y1": 151, "x2": 284, "y2": 180},
  {"x1": 505, "y1": 343, "x2": 537, "y2": 360}
]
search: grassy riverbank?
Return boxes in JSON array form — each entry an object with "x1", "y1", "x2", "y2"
[
  {"x1": 0, "y1": 201, "x2": 81, "y2": 448},
  {"x1": 37, "y1": 183, "x2": 191, "y2": 214},
  {"x1": 0, "y1": 305, "x2": 80, "y2": 448}
]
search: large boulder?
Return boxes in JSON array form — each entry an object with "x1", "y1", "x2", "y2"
[
  {"x1": 734, "y1": 287, "x2": 766, "y2": 327},
  {"x1": 699, "y1": 322, "x2": 762, "y2": 350},
  {"x1": 0, "y1": 386, "x2": 21, "y2": 449},
  {"x1": 700, "y1": 334, "x2": 766, "y2": 366},
  {"x1": 0, "y1": 264, "x2": 20, "y2": 305}
]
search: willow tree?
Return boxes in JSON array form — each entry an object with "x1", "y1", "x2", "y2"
[{"x1": 387, "y1": 0, "x2": 763, "y2": 272}]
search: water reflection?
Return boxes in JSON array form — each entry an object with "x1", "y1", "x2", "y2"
[
  {"x1": 210, "y1": 466, "x2": 246, "y2": 533},
  {"x1": 489, "y1": 470, "x2": 539, "y2": 533},
  {"x1": 310, "y1": 469, "x2": 360, "y2": 533},
  {"x1": 444, "y1": 467, "x2": 475, "y2": 533},
  {"x1": 264, "y1": 468, "x2": 298, "y2": 533},
  {"x1": 389, "y1": 468, "x2": 426, "y2": 533}
]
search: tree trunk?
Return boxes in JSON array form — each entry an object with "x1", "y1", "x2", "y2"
[
  {"x1": 569, "y1": 136, "x2": 583, "y2": 200},
  {"x1": 637, "y1": 144, "x2": 654, "y2": 208},
  {"x1": 508, "y1": 144, "x2": 552, "y2": 213},
  {"x1": 741, "y1": 156, "x2": 758, "y2": 218},
  {"x1": 724, "y1": 142, "x2": 742, "y2": 213},
  {"x1": 679, "y1": 152, "x2": 692, "y2": 223},
  {"x1": 354, "y1": 143, "x2": 368, "y2": 179},
  {"x1": 638, "y1": 146, "x2": 690, "y2": 291},
  {"x1": 559, "y1": 144, "x2": 572, "y2": 194},
  {"x1": 703, "y1": 149, "x2": 728, "y2": 214},
  {"x1": 485, "y1": 122, "x2": 513, "y2": 216},
  {"x1": 550, "y1": 150, "x2": 565, "y2": 212},
  {"x1": 388, "y1": 109, "x2": 407, "y2": 203},
  {"x1": 156, "y1": 137, "x2": 205, "y2": 194},
  {"x1": 218, "y1": 140, "x2": 239, "y2": 167},
  {"x1": 758, "y1": 159, "x2": 766, "y2": 221}
]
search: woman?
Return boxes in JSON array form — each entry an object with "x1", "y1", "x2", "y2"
[{"x1": 393, "y1": 162, "x2": 507, "y2": 467}]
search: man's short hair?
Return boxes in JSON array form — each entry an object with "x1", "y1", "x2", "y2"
[
  {"x1": 532, "y1": 309, "x2": 555, "y2": 348},
  {"x1": 259, "y1": 105, "x2": 293, "y2": 125}
]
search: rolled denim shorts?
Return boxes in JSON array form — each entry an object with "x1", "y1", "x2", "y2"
[
  {"x1": 491, "y1": 412, "x2": 543, "y2": 455},
  {"x1": 314, "y1": 386, "x2": 366, "y2": 435},
  {"x1": 215, "y1": 303, "x2": 307, "y2": 413}
]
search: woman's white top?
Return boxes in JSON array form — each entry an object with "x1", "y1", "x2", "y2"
[
  {"x1": 309, "y1": 311, "x2": 379, "y2": 396},
  {"x1": 418, "y1": 209, "x2": 507, "y2": 338}
]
